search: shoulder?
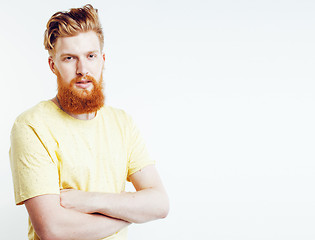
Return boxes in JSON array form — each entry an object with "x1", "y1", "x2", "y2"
[
  {"x1": 14, "y1": 101, "x2": 56, "y2": 126},
  {"x1": 10, "y1": 102, "x2": 56, "y2": 150},
  {"x1": 102, "y1": 105, "x2": 128, "y2": 116},
  {"x1": 100, "y1": 105, "x2": 133, "y2": 123},
  {"x1": 97, "y1": 105, "x2": 138, "y2": 136},
  {"x1": 11, "y1": 101, "x2": 59, "y2": 139}
]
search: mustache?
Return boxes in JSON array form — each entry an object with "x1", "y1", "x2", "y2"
[{"x1": 70, "y1": 75, "x2": 97, "y2": 86}]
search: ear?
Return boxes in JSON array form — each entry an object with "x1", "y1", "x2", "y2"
[
  {"x1": 48, "y1": 56, "x2": 56, "y2": 75},
  {"x1": 102, "y1": 52, "x2": 106, "y2": 69}
]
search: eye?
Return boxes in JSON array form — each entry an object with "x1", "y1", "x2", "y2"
[
  {"x1": 63, "y1": 56, "x2": 73, "y2": 61},
  {"x1": 88, "y1": 54, "x2": 97, "y2": 59}
]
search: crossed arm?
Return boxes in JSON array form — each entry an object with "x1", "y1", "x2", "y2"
[{"x1": 25, "y1": 165, "x2": 169, "y2": 240}]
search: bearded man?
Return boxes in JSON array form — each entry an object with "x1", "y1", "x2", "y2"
[{"x1": 9, "y1": 4, "x2": 169, "y2": 240}]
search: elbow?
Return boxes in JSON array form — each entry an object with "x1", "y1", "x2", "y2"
[
  {"x1": 40, "y1": 231, "x2": 68, "y2": 240},
  {"x1": 37, "y1": 228, "x2": 63, "y2": 240},
  {"x1": 133, "y1": 201, "x2": 169, "y2": 224},
  {"x1": 158, "y1": 197, "x2": 170, "y2": 219},
  {"x1": 161, "y1": 206, "x2": 170, "y2": 219},
  {"x1": 131, "y1": 190, "x2": 170, "y2": 224},
  {"x1": 36, "y1": 229, "x2": 57, "y2": 240},
  {"x1": 35, "y1": 222, "x2": 68, "y2": 240},
  {"x1": 148, "y1": 194, "x2": 169, "y2": 222},
  {"x1": 151, "y1": 191, "x2": 169, "y2": 221},
  {"x1": 40, "y1": 234, "x2": 60, "y2": 240}
]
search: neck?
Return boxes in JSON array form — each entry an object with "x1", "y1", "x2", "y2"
[{"x1": 51, "y1": 96, "x2": 96, "y2": 120}]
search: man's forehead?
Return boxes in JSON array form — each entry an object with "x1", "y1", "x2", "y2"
[{"x1": 55, "y1": 31, "x2": 101, "y2": 56}]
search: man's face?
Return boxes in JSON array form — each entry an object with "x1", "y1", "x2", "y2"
[{"x1": 49, "y1": 31, "x2": 105, "y2": 114}]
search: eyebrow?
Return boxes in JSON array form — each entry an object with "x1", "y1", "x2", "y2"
[{"x1": 59, "y1": 50, "x2": 100, "y2": 58}]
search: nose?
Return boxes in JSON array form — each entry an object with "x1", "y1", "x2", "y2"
[{"x1": 76, "y1": 58, "x2": 89, "y2": 76}]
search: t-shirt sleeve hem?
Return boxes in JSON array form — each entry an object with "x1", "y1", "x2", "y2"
[
  {"x1": 15, "y1": 190, "x2": 60, "y2": 206},
  {"x1": 127, "y1": 161, "x2": 156, "y2": 182}
]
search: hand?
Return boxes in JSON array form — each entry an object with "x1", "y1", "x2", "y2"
[{"x1": 60, "y1": 189, "x2": 93, "y2": 213}]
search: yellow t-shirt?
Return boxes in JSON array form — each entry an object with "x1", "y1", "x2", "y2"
[{"x1": 9, "y1": 100, "x2": 155, "y2": 240}]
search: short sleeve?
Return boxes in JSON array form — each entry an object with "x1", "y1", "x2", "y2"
[
  {"x1": 127, "y1": 116, "x2": 155, "y2": 181},
  {"x1": 9, "y1": 122, "x2": 60, "y2": 205}
]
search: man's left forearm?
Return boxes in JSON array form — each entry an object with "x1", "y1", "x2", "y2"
[{"x1": 90, "y1": 188, "x2": 168, "y2": 223}]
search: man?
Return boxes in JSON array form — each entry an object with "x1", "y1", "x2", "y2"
[{"x1": 9, "y1": 4, "x2": 169, "y2": 240}]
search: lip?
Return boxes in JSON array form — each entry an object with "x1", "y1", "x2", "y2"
[{"x1": 75, "y1": 80, "x2": 92, "y2": 89}]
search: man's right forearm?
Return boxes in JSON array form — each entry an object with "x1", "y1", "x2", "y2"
[
  {"x1": 46, "y1": 209, "x2": 130, "y2": 240},
  {"x1": 25, "y1": 195, "x2": 130, "y2": 240}
]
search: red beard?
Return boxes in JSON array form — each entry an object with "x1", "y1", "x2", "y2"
[{"x1": 56, "y1": 71, "x2": 105, "y2": 114}]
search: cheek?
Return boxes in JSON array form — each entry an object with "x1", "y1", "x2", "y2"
[
  {"x1": 93, "y1": 62, "x2": 104, "y2": 79},
  {"x1": 57, "y1": 65, "x2": 76, "y2": 81}
]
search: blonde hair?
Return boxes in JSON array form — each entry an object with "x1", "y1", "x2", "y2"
[{"x1": 44, "y1": 4, "x2": 104, "y2": 56}]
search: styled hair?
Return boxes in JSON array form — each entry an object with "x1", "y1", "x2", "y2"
[{"x1": 44, "y1": 4, "x2": 104, "y2": 56}]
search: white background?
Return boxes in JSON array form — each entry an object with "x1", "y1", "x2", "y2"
[{"x1": 1, "y1": 0, "x2": 315, "y2": 239}]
